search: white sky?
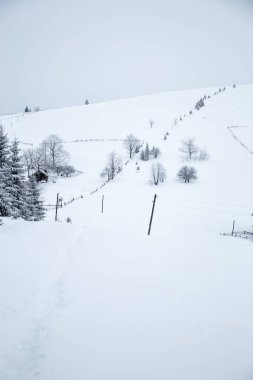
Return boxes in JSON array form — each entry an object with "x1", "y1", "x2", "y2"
[{"x1": 0, "y1": 0, "x2": 253, "y2": 114}]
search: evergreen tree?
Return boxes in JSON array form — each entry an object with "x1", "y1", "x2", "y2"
[
  {"x1": 0, "y1": 131, "x2": 46, "y2": 221},
  {"x1": 9, "y1": 139, "x2": 27, "y2": 218},
  {"x1": 140, "y1": 149, "x2": 145, "y2": 161},
  {"x1": 24, "y1": 176, "x2": 45, "y2": 221},
  {"x1": 144, "y1": 143, "x2": 150, "y2": 161},
  {"x1": 0, "y1": 126, "x2": 12, "y2": 216}
]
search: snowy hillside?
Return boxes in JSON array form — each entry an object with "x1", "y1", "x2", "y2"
[{"x1": 1, "y1": 84, "x2": 253, "y2": 380}]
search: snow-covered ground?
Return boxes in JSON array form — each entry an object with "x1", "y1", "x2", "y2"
[{"x1": 1, "y1": 84, "x2": 253, "y2": 380}]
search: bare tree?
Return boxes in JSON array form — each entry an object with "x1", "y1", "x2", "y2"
[
  {"x1": 198, "y1": 147, "x2": 209, "y2": 161},
  {"x1": 179, "y1": 137, "x2": 199, "y2": 160},
  {"x1": 41, "y1": 135, "x2": 69, "y2": 170},
  {"x1": 100, "y1": 166, "x2": 111, "y2": 181},
  {"x1": 33, "y1": 147, "x2": 44, "y2": 171},
  {"x1": 149, "y1": 119, "x2": 154, "y2": 128},
  {"x1": 177, "y1": 166, "x2": 197, "y2": 183},
  {"x1": 101, "y1": 151, "x2": 122, "y2": 181},
  {"x1": 151, "y1": 162, "x2": 166, "y2": 185},
  {"x1": 23, "y1": 148, "x2": 35, "y2": 177},
  {"x1": 150, "y1": 146, "x2": 161, "y2": 158},
  {"x1": 124, "y1": 134, "x2": 140, "y2": 158}
]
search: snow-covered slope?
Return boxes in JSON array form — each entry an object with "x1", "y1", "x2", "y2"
[{"x1": 1, "y1": 84, "x2": 253, "y2": 380}]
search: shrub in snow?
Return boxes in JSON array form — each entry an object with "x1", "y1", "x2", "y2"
[
  {"x1": 195, "y1": 98, "x2": 205, "y2": 111},
  {"x1": 66, "y1": 217, "x2": 72, "y2": 223},
  {"x1": 150, "y1": 162, "x2": 166, "y2": 185},
  {"x1": 56, "y1": 164, "x2": 75, "y2": 177},
  {"x1": 177, "y1": 166, "x2": 197, "y2": 183},
  {"x1": 198, "y1": 148, "x2": 209, "y2": 161}
]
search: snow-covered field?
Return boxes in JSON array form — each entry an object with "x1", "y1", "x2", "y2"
[{"x1": 1, "y1": 84, "x2": 253, "y2": 380}]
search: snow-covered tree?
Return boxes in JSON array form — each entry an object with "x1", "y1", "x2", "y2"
[
  {"x1": 101, "y1": 151, "x2": 122, "y2": 181},
  {"x1": 56, "y1": 164, "x2": 75, "y2": 177},
  {"x1": 179, "y1": 137, "x2": 199, "y2": 160},
  {"x1": 40, "y1": 135, "x2": 69, "y2": 171},
  {"x1": 1, "y1": 130, "x2": 46, "y2": 221},
  {"x1": 140, "y1": 149, "x2": 145, "y2": 160},
  {"x1": 198, "y1": 148, "x2": 209, "y2": 161},
  {"x1": 150, "y1": 146, "x2": 161, "y2": 159},
  {"x1": 24, "y1": 176, "x2": 45, "y2": 221},
  {"x1": 177, "y1": 166, "x2": 197, "y2": 183},
  {"x1": 123, "y1": 134, "x2": 140, "y2": 158},
  {"x1": 0, "y1": 126, "x2": 12, "y2": 216},
  {"x1": 23, "y1": 148, "x2": 35, "y2": 177},
  {"x1": 149, "y1": 119, "x2": 154, "y2": 128},
  {"x1": 9, "y1": 139, "x2": 27, "y2": 218},
  {"x1": 150, "y1": 162, "x2": 166, "y2": 185},
  {"x1": 144, "y1": 143, "x2": 150, "y2": 161}
]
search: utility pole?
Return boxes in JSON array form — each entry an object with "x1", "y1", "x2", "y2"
[
  {"x1": 148, "y1": 194, "x2": 157, "y2": 236},
  {"x1": 101, "y1": 195, "x2": 104, "y2": 213},
  {"x1": 55, "y1": 193, "x2": 59, "y2": 221}
]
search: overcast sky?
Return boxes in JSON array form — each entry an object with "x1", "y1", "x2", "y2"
[{"x1": 0, "y1": 0, "x2": 252, "y2": 114}]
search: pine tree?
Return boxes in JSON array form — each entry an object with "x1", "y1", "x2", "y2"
[
  {"x1": 9, "y1": 139, "x2": 27, "y2": 218},
  {"x1": 0, "y1": 126, "x2": 12, "y2": 216},
  {"x1": 144, "y1": 143, "x2": 150, "y2": 161},
  {"x1": 24, "y1": 176, "x2": 45, "y2": 221},
  {"x1": 140, "y1": 149, "x2": 145, "y2": 160}
]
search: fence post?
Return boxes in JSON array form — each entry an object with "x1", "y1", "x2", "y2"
[
  {"x1": 232, "y1": 220, "x2": 235, "y2": 236},
  {"x1": 101, "y1": 195, "x2": 104, "y2": 213},
  {"x1": 55, "y1": 193, "x2": 59, "y2": 221}
]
